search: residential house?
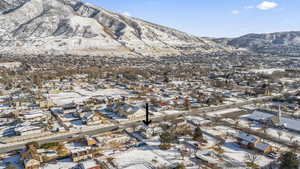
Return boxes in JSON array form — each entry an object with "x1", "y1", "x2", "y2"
[
  {"x1": 23, "y1": 159, "x2": 40, "y2": 169},
  {"x1": 19, "y1": 110, "x2": 50, "y2": 122},
  {"x1": 21, "y1": 145, "x2": 43, "y2": 169},
  {"x1": 236, "y1": 133, "x2": 272, "y2": 153},
  {"x1": 85, "y1": 136, "x2": 97, "y2": 146},
  {"x1": 79, "y1": 160, "x2": 102, "y2": 169},
  {"x1": 107, "y1": 102, "x2": 144, "y2": 120},
  {"x1": 236, "y1": 133, "x2": 259, "y2": 149},
  {"x1": 15, "y1": 123, "x2": 43, "y2": 136},
  {"x1": 82, "y1": 112, "x2": 102, "y2": 126},
  {"x1": 71, "y1": 147, "x2": 92, "y2": 162},
  {"x1": 255, "y1": 142, "x2": 273, "y2": 154},
  {"x1": 71, "y1": 147, "x2": 101, "y2": 162}
]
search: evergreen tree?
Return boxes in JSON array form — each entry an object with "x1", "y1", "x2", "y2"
[
  {"x1": 193, "y1": 127, "x2": 203, "y2": 141},
  {"x1": 5, "y1": 164, "x2": 17, "y2": 169},
  {"x1": 174, "y1": 163, "x2": 186, "y2": 169},
  {"x1": 160, "y1": 131, "x2": 177, "y2": 144},
  {"x1": 279, "y1": 152, "x2": 299, "y2": 169}
]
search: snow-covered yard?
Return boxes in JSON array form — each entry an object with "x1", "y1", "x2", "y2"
[
  {"x1": 41, "y1": 158, "x2": 77, "y2": 169},
  {"x1": 222, "y1": 141, "x2": 273, "y2": 167},
  {"x1": 114, "y1": 149, "x2": 170, "y2": 168}
]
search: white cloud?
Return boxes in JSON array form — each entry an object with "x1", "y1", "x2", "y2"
[
  {"x1": 122, "y1": 11, "x2": 131, "y2": 16},
  {"x1": 231, "y1": 10, "x2": 240, "y2": 15},
  {"x1": 256, "y1": 1, "x2": 278, "y2": 10}
]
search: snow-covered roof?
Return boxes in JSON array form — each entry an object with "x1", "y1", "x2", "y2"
[
  {"x1": 70, "y1": 146, "x2": 91, "y2": 154},
  {"x1": 79, "y1": 160, "x2": 99, "y2": 169},
  {"x1": 236, "y1": 133, "x2": 257, "y2": 143},
  {"x1": 195, "y1": 150, "x2": 218, "y2": 164},
  {"x1": 14, "y1": 125, "x2": 41, "y2": 132},
  {"x1": 280, "y1": 117, "x2": 300, "y2": 132},
  {"x1": 246, "y1": 111, "x2": 274, "y2": 122},
  {"x1": 247, "y1": 111, "x2": 300, "y2": 132},
  {"x1": 255, "y1": 142, "x2": 270, "y2": 151}
]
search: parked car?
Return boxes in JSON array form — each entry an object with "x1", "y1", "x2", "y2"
[{"x1": 267, "y1": 152, "x2": 278, "y2": 159}]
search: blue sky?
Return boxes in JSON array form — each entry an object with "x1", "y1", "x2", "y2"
[{"x1": 82, "y1": 0, "x2": 300, "y2": 37}]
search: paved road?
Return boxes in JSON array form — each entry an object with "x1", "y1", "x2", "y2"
[{"x1": 0, "y1": 90, "x2": 298, "y2": 154}]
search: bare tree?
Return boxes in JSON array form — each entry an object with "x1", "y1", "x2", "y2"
[
  {"x1": 244, "y1": 153, "x2": 260, "y2": 165},
  {"x1": 247, "y1": 122, "x2": 252, "y2": 129},
  {"x1": 184, "y1": 97, "x2": 191, "y2": 110},
  {"x1": 288, "y1": 135, "x2": 295, "y2": 144},
  {"x1": 234, "y1": 120, "x2": 240, "y2": 128},
  {"x1": 291, "y1": 141, "x2": 299, "y2": 153},
  {"x1": 277, "y1": 131, "x2": 283, "y2": 139},
  {"x1": 261, "y1": 124, "x2": 268, "y2": 134},
  {"x1": 131, "y1": 123, "x2": 138, "y2": 132}
]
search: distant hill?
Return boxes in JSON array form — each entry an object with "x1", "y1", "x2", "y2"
[{"x1": 213, "y1": 31, "x2": 300, "y2": 56}]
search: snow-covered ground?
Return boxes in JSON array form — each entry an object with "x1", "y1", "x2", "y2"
[
  {"x1": 239, "y1": 117, "x2": 300, "y2": 145},
  {"x1": 74, "y1": 87, "x2": 129, "y2": 97},
  {"x1": 266, "y1": 127, "x2": 300, "y2": 143},
  {"x1": 250, "y1": 68, "x2": 285, "y2": 75},
  {"x1": 222, "y1": 140, "x2": 273, "y2": 167},
  {"x1": 163, "y1": 110, "x2": 183, "y2": 115},
  {"x1": 225, "y1": 97, "x2": 246, "y2": 103},
  {"x1": 185, "y1": 116, "x2": 210, "y2": 125},
  {"x1": 41, "y1": 158, "x2": 77, "y2": 169},
  {"x1": 99, "y1": 108, "x2": 128, "y2": 122},
  {"x1": 0, "y1": 155, "x2": 22, "y2": 169},
  {"x1": 47, "y1": 92, "x2": 89, "y2": 106},
  {"x1": 114, "y1": 149, "x2": 171, "y2": 169},
  {"x1": 47, "y1": 88, "x2": 129, "y2": 106},
  {"x1": 207, "y1": 108, "x2": 242, "y2": 117}
]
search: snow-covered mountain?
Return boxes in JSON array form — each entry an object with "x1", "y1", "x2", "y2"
[
  {"x1": 0, "y1": 0, "x2": 231, "y2": 57},
  {"x1": 213, "y1": 31, "x2": 300, "y2": 56}
]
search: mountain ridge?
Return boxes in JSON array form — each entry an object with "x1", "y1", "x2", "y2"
[
  {"x1": 0, "y1": 0, "x2": 232, "y2": 57},
  {"x1": 213, "y1": 31, "x2": 300, "y2": 56},
  {"x1": 1, "y1": 0, "x2": 299, "y2": 57}
]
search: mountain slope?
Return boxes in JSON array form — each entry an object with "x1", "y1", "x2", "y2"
[
  {"x1": 0, "y1": 0, "x2": 230, "y2": 57},
  {"x1": 214, "y1": 31, "x2": 300, "y2": 56}
]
